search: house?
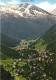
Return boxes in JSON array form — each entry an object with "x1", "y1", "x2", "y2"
[
  {"x1": 42, "y1": 73, "x2": 46, "y2": 77},
  {"x1": 38, "y1": 57, "x2": 41, "y2": 61}
]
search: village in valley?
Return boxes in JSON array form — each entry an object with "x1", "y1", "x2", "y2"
[{"x1": 1, "y1": 48, "x2": 56, "y2": 80}]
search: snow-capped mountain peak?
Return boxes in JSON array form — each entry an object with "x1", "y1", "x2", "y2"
[
  {"x1": 0, "y1": 4, "x2": 52, "y2": 18},
  {"x1": 0, "y1": 4, "x2": 56, "y2": 40}
]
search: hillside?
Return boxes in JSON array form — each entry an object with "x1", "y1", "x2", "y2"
[
  {"x1": 30, "y1": 24, "x2": 56, "y2": 53},
  {"x1": 0, "y1": 4, "x2": 56, "y2": 40},
  {"x1": 0, "y1": 34, "x2": 20, "y2": 47},
  {"x1": 43, "y1": 24, "x2": 56, "y2": 53},
  {"x1": 0, "y1": 45, "x2": 21, "y2": 59},
  {"x1": 1, "y1": 65, "x2": 14, "y2": 80}
]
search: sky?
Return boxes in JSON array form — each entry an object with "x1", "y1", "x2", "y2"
[{"x1": 0, "y1": 0, "x2": 56, "y2": 11}]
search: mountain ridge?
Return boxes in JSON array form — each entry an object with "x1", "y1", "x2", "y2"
[
  {"x1": 0, "y1": 4, "x2": 56, "y2": 40},
  {"x1": 30, "y1": 24, "x2": 56, "y2": 53},
  {"x1": 0, "y1": 4, "x2": 54, "y2": 18}
]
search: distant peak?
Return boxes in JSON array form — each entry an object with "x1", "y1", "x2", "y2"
[{"x1": 19, "y1": 3, "x2": 30, "y2": 8}]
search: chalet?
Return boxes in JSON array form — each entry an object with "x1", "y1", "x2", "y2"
[
  {"x1": 27, "y1": 77, "x2": 31, "y2": 80},
  {"x1": 50, "y1": 53, "x2": 52, "y2": 56},
  {"x1": 50, "y1": 59, "x2": 53, "y2": 62},
  {"x1": 33, "y1": 67, "x2": 36, "y2": 70},
  {"x1": 28, "y1": 59, "x2": 30, "y2": 63},
  {"x1": 42, "y1": 73, "x2": 46, "y2": 78},
  {"x1": 33, "y1": 63, "x2": 36, "y2": 66},
  {"x1": 32, "y1": 71, "x2": 36, "y2": 76},
  {"x1": 33, "y1": 54, "x2": 37, "y2": 56},
  {"x1": 38, "y1": 57, "x2": 41, "y2": 61},
  {"x1": 24, "y1": 59, "x2": 27, "y2": 61}
]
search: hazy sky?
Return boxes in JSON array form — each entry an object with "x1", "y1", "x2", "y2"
[{"x1": 0, "y1": 0, "x2": 56, "y2": 11}]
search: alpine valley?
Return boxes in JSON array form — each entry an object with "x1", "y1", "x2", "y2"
[{"x1": 0, "y1": 3, "x2": 56, "y2": 80}]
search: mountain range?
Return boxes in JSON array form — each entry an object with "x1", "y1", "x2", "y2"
[{"x1": 0, "y1": 4, "x2": 56, "y2": 40}]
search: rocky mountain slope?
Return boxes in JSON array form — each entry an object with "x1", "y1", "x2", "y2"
[
  {"x1": 0, "y1": 4, "x2": 56, "y2": 39},
  {"x1": 50, "y1": 9, "x2": 56, "y2": 15}
]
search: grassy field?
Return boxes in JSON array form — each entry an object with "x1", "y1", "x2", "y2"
[
  {"x1": 15, "y1": 75, "x2": 26, "y2": 80},
  {"x1": 0, "y1": 60, "x2": 14, "y2": 65},
  {"x1": 35, "y1": 39, "x2": 47, "y2": 49},
  {"x1": 18, "y1": 61, "x2": 25, "y2": 67}
]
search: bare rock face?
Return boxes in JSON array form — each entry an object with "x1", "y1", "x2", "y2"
[{"x1": 0, "y1": 4, "x2": 56, "y2": 40}]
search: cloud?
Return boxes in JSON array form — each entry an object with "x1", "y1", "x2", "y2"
[
  {"x1": 36, "y1": 1, "x2": 56, "y2": 11},
  {"x1": 0, "y1": 2, "x2": 6, "y2": 5},
  {"x1": 8, "y1": 0, "x2": 19, "y2": 5}
]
